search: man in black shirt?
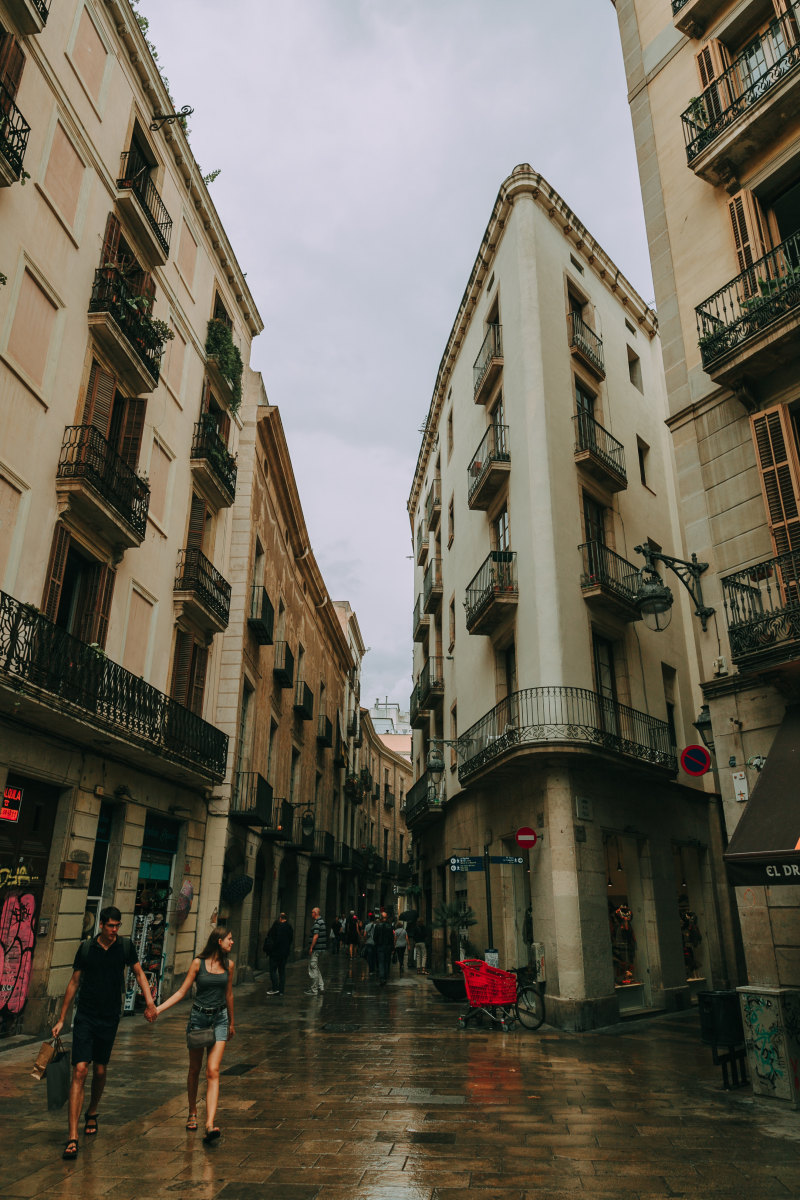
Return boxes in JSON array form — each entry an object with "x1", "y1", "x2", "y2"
[{"x1": 52, "y1": 906, "x2": 157, "y2": 1161}]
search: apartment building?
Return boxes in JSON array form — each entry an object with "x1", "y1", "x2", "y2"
[
  {"x1": 352, "y1": 708, "x2": 413, "y2": 916},
  {"x1": 0, "y1": 0, "x2": 260, "y2": 1032},
  {"x1": 613, "y1": 0, "x2": 800, "y2": 1099},
  {"x1": 406, "y1": 164, "x2": 739, "y2": 1030}
]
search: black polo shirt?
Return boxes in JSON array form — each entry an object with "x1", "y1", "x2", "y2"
[{"x1": 73, "y1": 936, "x2": 139, "y2": 1018}]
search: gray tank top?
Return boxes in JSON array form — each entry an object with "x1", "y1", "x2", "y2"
[{"x1": 194, "y1": 957, "x2": 228, "y2": 1008}]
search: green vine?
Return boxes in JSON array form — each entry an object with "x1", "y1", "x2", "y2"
[{"x1": 206, "y1": 318, "x2": 243, "y2": 410}]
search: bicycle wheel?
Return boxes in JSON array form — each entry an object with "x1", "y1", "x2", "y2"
[{"x1": 516, "y1": 985, "x2": 545, "y2": 1030}]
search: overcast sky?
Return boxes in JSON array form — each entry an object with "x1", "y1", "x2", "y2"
[{"x1": 141, "y1": 0, "x2": 653, "y2": 708}]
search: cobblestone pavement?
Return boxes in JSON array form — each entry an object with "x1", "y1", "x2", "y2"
[{"x1": 2, "y1": 953, "x2": 800, "y2": 1199}]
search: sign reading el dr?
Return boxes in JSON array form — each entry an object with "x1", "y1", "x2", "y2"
[{"x1": 1, "y1": 785, "x2": 23, "y2": 823}]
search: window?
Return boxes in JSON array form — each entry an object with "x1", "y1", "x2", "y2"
[
  {"x1": 384, "y1": 828, "x2": 389, "y2": 860},
  {"x1": 7, "y1": 270, "x2": 58, "y2": 388},
  {"x1": 147, "y1": 440, "x2": 171, "y2": 525},
  {"x1": 43, "y1": 123, "x2": 85, "y2": 228},
  {"x1": 637, "y1": 438, "x2": 650, "y2": 487},
  {"x1": 163, "y1": 322, "x2": 186, "y2": 395},
  {"x1": 592, "y1": 631, "x2": 619, "y2": 735},
  {"x1": 71, "y1": 7, "x2": 108, "y2": 103},
  {"x1": 289, "y1": 749, "x2": 300, "y2": 805},
  {"x1": 662, "y1": 664, "x2": 678, "y2": 750},
  {"x1": 235, "y1": 681, "x2": 254, "y2": 779},
  {"x1": 448, "y1": 496, "x2": 454, "y2": 547},
  {"x1": 187, "y1": 493, "x2": 212, "y2": 553},
  {"x1": 625, "y1": 318, "x2": 637, "y2": 337},
  {"x1": 627, "y1": 346, "x2": 643, "y2": 391},
  {"x1": 177, "y1": 220, "x2": 197, "y2": 289},
  {"x1": 494, "y1": 505, "x2": 510, "y2": 552},
  {"x1": 169, "y1": 630, "x2": 208, "y2": 715},
  {"x1": 42, "y1": 524, "x2": 115, "y2": 647},
  {"x1": 267, "y1": 718, "x2": 278, "y2": 784},
  {"x1": 583, "y1": 492, "x2": 606, "y2": 546},
  {"x1": 122, "y1": 587, "x2": 154, "y2": 677},
  {"x1": 0, "y1": 472, "x2": 23, "y2": 585},
  {"x1": 570, "y1": 255, "x2": 584, "y2": 275}
]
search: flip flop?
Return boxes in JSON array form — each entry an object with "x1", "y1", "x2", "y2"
[
  {"x1": 84, "y1": 1113, "x2": 98, "y2": 1136},
  {"x1": 62, "y1": 1139, "x2": 79, "y2": 1160},
  {"x1": 186, "y1": 1113, "x2": 198, "y2": 1131},
  {"x1": 203, "y1": 1127, "x2": 221, "y2": 1144}
]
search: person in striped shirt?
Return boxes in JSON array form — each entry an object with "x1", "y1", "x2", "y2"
[{"x1": 305, "y1": 906, "x2": 327, "y2": 995}]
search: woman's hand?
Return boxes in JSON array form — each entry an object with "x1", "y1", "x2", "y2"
[{"x1": 228, "y1": 1023, "x2": 235, "y2": 1040}]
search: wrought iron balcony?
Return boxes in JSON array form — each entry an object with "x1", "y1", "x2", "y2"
[
  {"x1": 473, "y1": 323, "x2": 503, "y2": 403},
  {"x1": 311, "y1": 830, "x2": 335, "y2": 860},
  {"x1": 468, "y1": 424, "x2": 511, "y2": 510},
  {"x1": 682, "y1": 22, "x2": 800, "y2": 178},
  {"x1": 402, "y1": 772, "x2": 443, "y2": 829},
  {"x1": 0, "y1": 589, "x2": 227, "y2": 781},
  {"x1": 457, "y1": 685, "x2": 677, "y2": 784},
  {"x1": 293, "y1": 679, "x2": 314, "y2": 720},
  {"x1": 6, "y1": 0, "x2": 51, "y2": 34},
  {"x1": 721, "y1": 550, "x2": 800, "y2": 670},
  {"x1": 416, "y1": 519, "x2": 428, "y2": 566},
  {"x1": 229, "y1": 772, "x2": 274, "y2": 827},
  {"x1": 423, "y1": 556, "x2": 443, "y2": 615},
  {"x1": 360, "y1": 767, "x2": 373, "y2": 792},
  {"x1": 247, "y1": 586, "x2": 274, "y2": 645},
  {"x1": 317, "y1": 712, "x2": 333, "y2": 747},
  {"x1": 383, "y1": 788, "x2": 395, "y2": 809},
  {"x1": 579, "y1": 541, "x2": 641, "y2": 622},
  {"x1": 695, "y1": 229, "x2": 800, "y2": 378},
  {"x1": 568, "y1": 311, "x2": 605, "y2": 378},
  {"x1": 174, "y1": 547, "x2": 231, "y2": 633},
  {"x1": 398, "y1": 861, "x2": 414, "y2": 882},
  {"x1": 465, "y1": 550, "x2": 518, "y2": 635},
  {"x1": 425, "y1": 477, "x2": 442, "y2": 532},
  {"x1": 56, "y1": 425, "x2": 150, "y2": 548},
  {"x1": 351, "y1": 847, "x2": 366, "y2": 873},
  {"x1": 333, "y1": 723, "x2": 347, "y2": 766},
  {"x1": 273, "y1": 641, "x2": 294, "y2": 689},
  {"x1": 334, "y1": 841, "x2": 352, "y2": 869},
  {"x1": 190, "y1": 417, "x2": 237, "y2": 507},
  {"x1": 116, "y1": 150, "x2": 173, "y2": 261},
  {"x1": 418, "y1": 656, "x2": 445, "y2": 710},
  {"x1": 413, "y1": 594, "x2": 429, "y2": 643},
  {"x1": 88, "y1": 266, "x2": 165, "y2": 390},
  {"x1": 670, "y1": 0, "x2": 720, "y2": 35},
  {"x1": 347, "y1": 707, "x2": 359, "y2": 738},
  {"x1": 410, "y1": 680, "x2": 426, "y2": 729},
  {"x1": 0, "y1": 82, "x2": 30, "y2": 186},
  {"x1": 573, "y1": 413, "x2": 627, "y2": 492},
  {"x1": 345, "y1": 773, "x2": 363, "y2": 804}
]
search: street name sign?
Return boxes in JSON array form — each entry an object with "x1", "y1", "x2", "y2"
[{"x1": 490, "y1": 856, "x2": 524, "y2": 865}]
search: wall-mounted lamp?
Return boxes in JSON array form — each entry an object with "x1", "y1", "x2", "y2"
[
  {"x1": 692, "y1": 704, "x2": 715, "y2": 754},
  {"x1": 633, "y1": 543, "x2": 714, "y2": 632}
]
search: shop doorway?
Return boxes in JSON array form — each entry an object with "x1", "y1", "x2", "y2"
[
  {"x1": 124, "y1": 813, "x2": 180, "y2": 1012},
  {"x1": 674, "y1": 844, "x2": 708, "y2": 998},
  {"x1": 503, "y1": 835, "x2": 533, "y2": 967},
  {"x1": 604, "y1": 832, "x2": 653, "y2": 1014}
]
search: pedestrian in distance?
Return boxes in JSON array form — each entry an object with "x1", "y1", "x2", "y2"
[
  {"x1": 373, "y1": 911, "x2": 395, "y2": 986},
  {"x1": 155, "y1": 926, "x2": 235, "y2": 1144},
  {"x1": 363, "y1": 912, "x2": 377, "y2": 975},
  {"x1": 264, "y1": 912, "x2": 293, "y2": 995},
  {"x1": 393, "y1": 921, "x2": 408, "y2": 972},
  {"x1": 344, "y1": 909, "x2": 360, "y2": 959},
  {"x1": 413, "y1": 917, "x2": 428, "y2": 974},
  {"x1": 329, "y1": 916, "x2": 340, "y2": 954},
  {"x1": 52, "y1": 905, "x2": 157, "y2": 1161},
  {"x1": 305, "y1": 905, "x2": 327, "y2": 995}
]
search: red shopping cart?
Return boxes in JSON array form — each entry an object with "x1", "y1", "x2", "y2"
[{"x1": 456, "y1": 958, "x2": 519, "y2": 1031}]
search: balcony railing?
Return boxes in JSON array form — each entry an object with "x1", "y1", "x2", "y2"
[
  {"x1": 293, "y1": 679, "x2": 314, "y2": 720},
  {"x1": 229, "y1": 772, "x2": 274, "y2": 826},
  {"x1": 671, "y1": 0, "x2": 690, "y2": 10},
  {"x1": 579, "y1": 541, "x2": 640, "y2": 608},
  {"x1": 425, "y1": 478, "x2": 441, "y2": 530},
  {"x1": 573, "y1": 412, "x2": 626, "y2": 486},
  {"x1": 117, "y1": 150, "x2": 173, "y2": 256},
  {"x1": 57, "y1": 425, "x2": 150, "y2": 541},
  {"x1": 174, "y1": 548, "x2": 231, "y2": 627},
  {"x1": 721, "y1": 550, "x2": 800, "y2": 665},
  {"x1": 317, "y1": 712, "x2": 333, "y2": 747},
  {"x1": 568, "y1": 311, "x2": 605, "y2": 376},
  {"x1": 0, "y1": 590, "x2": 227, "y2": 778},
  {"x1": 457, "y1": 686, "x2": 676, "y2": 784},
  {"x1": 695, "y1": 229, "x2": 800, "y2": 368},
  {"x1": 403, "y1": 771, "x2": 442, "y2": 826},
  {"x1": 88, "y1": 266, "x2": 166, "y2": 384},
  {"x1": 334, "y1": 841, "x2": 352, "y2": 868},
  {"x1": 0, "y1": 83, "x2": 31, "y2": 180},
  {"x1": 419, "y1": 655, "x2": 444, "y2": 708},
  {"x1": 273, "y1": 641, "x2": 294, "y2": 688},
  {"x1": 682, "y1": 23, "x2": 800, "y2": 164},
  {"x1": 468, "y1": 423, "x2": 510, "y2": 507},
  {"x1": 473, "y1": 323, "x2": 503, "y2": 400},
  {"x1": 413, "y1": 594, "x2": 428, "y2": 642},
  {"x1": 191, "y1": 417, "x2": 237, "y2": 504},
  {"x1": 465, "y1": 550, "x2": 517, "y2": 630},
  {"x1": 312, "y1": 830, "x2": 335, "y2": 860},
  {"x1": 423, "y1": 556, "x2": 443, "y2": 613},
  {"x1": 33, "y1": 0, "x2": 52, "y2": 20},
  {"x1": 248, "y1": 586, "x2": 274, "y2": 645},
  {"x1": 383, "y1": 789, "x2": 395, "y2": 809}
]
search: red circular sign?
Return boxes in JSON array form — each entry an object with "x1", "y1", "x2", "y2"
[
  {"x1": 515, "y1": 826, "x2": 538, "y2": 848},
  {"x1": 680, "y1": 745, "x2": 712, "y2": 776}
]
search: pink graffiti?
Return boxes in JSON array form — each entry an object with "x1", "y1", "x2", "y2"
[{"x1": 0, "y1": 892, "x2": 36, "y2": 1014}]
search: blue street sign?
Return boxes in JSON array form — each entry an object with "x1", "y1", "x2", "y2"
[
  {"x1": 449, "y1": 856, "x2": 484, "y2": 871},
  {"x1": 490, "y1": 855, "x2": 525, "y2": 865}
]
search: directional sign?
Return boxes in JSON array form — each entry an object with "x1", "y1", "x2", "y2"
[
  {"x1": 680, "y1": 745, "x2": 712, "y2": 777},
  {"x1": 515, "y1": 827, "x2": 538, "y2": 849},
  {"x1": 490, "y1": 855, "x2": 525, "y2": 866},
  {"x1": 449, "y1": 856, "x2": 484, "y2": 872}
]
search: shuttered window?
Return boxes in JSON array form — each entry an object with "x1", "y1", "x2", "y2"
[
  {"x1": 81, "y1": 361, "x2": 117, "y2": 436},
  {"x1": 187, "y1": 493, "x2": 209, "y2": 552},
  {"x1": 696, "y1": 39, "x2": 734, "y2": 121},
  {"x1": 42, "y1": 524, "x2": 71, "y2": 621},
  {"x1": 76, "y1": 563, "x2": 116, "y2": 648},
  {"x1": 729, "y1": 191, "x2": 769, "y2": 278},
  {"x1": 116, "y1": 397, "x2": 146, "y2": 469},
  {"x1": 0, "y1": 33, "x2": 25, "y2": 101},
  {"x1": 751, "y1": 405, "x2": 800, "y2": 555},
  {"x1": 101, "y1": 213, "x2": 121, "y2": 267},
  {"x1": 170, "y1": 630, "x2": 208, "y2": 715}
]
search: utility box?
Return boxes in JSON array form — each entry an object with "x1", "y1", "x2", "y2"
[
  {"x1": 738, "y1": 985, "x2": 800, "y2": 1108},
  {"x1": 698, "y1": 990, "x2": 743, "y2": 1047},
  {"x1": 531, "y1": 941, "x2": 546, "y2": 983}
]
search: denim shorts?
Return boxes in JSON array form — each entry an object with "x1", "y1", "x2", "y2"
[{"x1": 186, "y1": 1003, "x2": 228, "y2": 1044}]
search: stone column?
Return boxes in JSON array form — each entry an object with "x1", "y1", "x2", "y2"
[{"x1": 295, "y1": 854, "x2": 311, "y2": 955}]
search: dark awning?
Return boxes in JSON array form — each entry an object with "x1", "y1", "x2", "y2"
[{"x1": 724, "y1": 704, "x2": 800, "y2": 887}]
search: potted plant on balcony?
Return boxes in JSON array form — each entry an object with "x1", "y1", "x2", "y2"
[{"x1": 206, "y1": 318, "x2": 244, "y2": 411}]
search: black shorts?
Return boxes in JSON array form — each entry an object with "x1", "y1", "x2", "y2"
[{"x1": 71, "y1": 1010, "x2": 120, "y2": 1066}]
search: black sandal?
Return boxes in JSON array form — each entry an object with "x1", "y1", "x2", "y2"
[
  {"x1": 62, "y1": 1139, "x2": 79, "y2": 1160},
  {"x1": 84, "y1": 1113, "x2": 98, "y2": 1135},
  {"x1": 203, "y1": 1127, "x2": 221, "y2": 1144}
]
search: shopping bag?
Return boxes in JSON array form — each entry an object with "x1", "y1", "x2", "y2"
[
  {"x1": 31, "y1": 1036, "x2": 59, "y2": 1081},
  {"x1": 45, "y1": 1044, "x2": 71, "y2": 1110}
]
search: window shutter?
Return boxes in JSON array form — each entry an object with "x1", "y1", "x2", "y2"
[
  {"x1": 200, "y1": 376, "x2": 211, "y2": 414},
  {"x1": 217, "y1": 410, "x2": 230, "y2": 444},
  {"x1": 170, "y1": 630, "x2": 193, "y2": 707},
  {"x1": 117, "y1": 397, "x2": 147, "y2": 469},
  {"x1": 42, "y1": 524, "x2": 71, "y2": 621},
  {"x1": 696, "y1": 39, "x2": 733, "y2": 121},
  {"x1": 729, "y1": 191, "x2": 769, "y2": 293},
  {"x1": 100, "y1": 214, "x2": 121, "y2": 267},
  {"x1": 77, "y1": 562, "x2": 116, "y2": 647},
  {"x1": 773, "y1": 0, "x2": 800, "y2": 43},
  {"x1": 0, "y1": 34, "x2": 26, "y2": 101},
  {"x1": 189, "y1": 644, "x2": 209, "y2": 716},
  {"x1": 187, "y1": 493, "x2": 207, "y2": 551},
  {"x1": 750, "y1": 405, "x2": 800, "y2": 555},
  {"x1": 81, "y1": 360, "x2": 117, "y2": 437}
]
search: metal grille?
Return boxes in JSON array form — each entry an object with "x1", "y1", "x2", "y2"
[
  {"x1": 57, "y1": 425, "x2": 150, "y2": 539},
  {"x1": 0, "y1": 84, "x2": 30, "y2": 178},
  {"x1": 88, "y1": 267, "x2": 166, "y2": 384},
  {"x1": 117, "y1": 150, "x2": 173, "y2": 254},
  {"x1": 191, "y1": 417, "x2": 237, "y2": 501},
  {"x1": 174, "y1": 548, "x2": 231, "y2": 626}
]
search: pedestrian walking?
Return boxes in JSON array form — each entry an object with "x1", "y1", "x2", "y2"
[
  {"x1": 51, "y1": 906, "x2": 157, "y2": 1161},
  {"x1": 373, "y1": 911, "x2": 395, "y2": 986},
  {"x1": 263, "y1": 912, "x2": 293, "y2": 995},
  {"x1": 330, "y1": 915, "x2": 342, "y2": 954},
  {"x1": 155, "y1": 926, "x2": 235, "y2": 1144},
  {"x1": 305, "y1": 905, "x2": 327, "y2": 995},
  {"x1": 413, "y1": 917, "x2": 428, "y2": 974},
  {"x1": 344, "y1": 910, "x2": 360, "y2": 959},
  {"x1": 363, "y1": 913, "x2": 377, "y2": 975},
  {"x1": 393, "y1": 921, "x2": 408, "y2": 972}
]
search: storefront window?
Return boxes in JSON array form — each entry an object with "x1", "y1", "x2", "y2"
[
  {"x1": 124, "y1": 813, "x2": 179, "y2": 1012},
  {"x1": 675, "y1": 845, "x2": 705, "y2": 982}
]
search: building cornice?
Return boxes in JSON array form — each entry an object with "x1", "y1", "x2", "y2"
[{"x1": 407, "y1": 163, "x2": 658, "y2": 517}]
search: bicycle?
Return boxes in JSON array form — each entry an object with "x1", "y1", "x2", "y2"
[{"x1": 455, "y1": 959, "x2": 545, "y2": 1032}]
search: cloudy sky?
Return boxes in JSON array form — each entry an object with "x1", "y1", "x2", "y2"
[{"x1": 141, "y1": 0, "x2": 654, "y2": 707}]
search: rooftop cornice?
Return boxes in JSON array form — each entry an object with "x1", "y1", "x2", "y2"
[{"x1": 407, "y1": 164, "x2": 658, "y2": 517}]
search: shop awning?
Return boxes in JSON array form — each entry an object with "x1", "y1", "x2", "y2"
[{"x1": 724, "y1": 704, "x2": 800, "y2": 887}]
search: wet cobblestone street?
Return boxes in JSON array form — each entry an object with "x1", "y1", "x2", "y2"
[{"x1": 2, "y1": 955, "x2": 800, "y2": 1199}]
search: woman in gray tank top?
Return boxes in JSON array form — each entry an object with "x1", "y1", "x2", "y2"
[{"x1": 156, "y1": 925, "x2": 235, "y2": 1143}]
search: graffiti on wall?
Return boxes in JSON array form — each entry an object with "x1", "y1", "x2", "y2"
[{"x1": 0, "y1": 890, "x2": 36, "y2": 1015}]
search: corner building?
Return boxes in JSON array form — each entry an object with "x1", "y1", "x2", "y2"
[
  {"x1": 613, "y1": 0, "x2": 800, "y2": 1100},
  {"x1": 407, "y1": 165, "x2": 739, "y2": 1030}
]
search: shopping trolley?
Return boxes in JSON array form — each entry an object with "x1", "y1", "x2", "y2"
[{"x1": 455, "y1": 958, "x2": 545, "y2": 1032}]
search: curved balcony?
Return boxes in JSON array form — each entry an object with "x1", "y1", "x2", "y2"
[
  {"x1": 0, "y1": 83, "x2": 30, "y2": 186},
  {"x1": 473, "y1": 323, "x2": 503, "y2": 403},
  {"x1": 722, "y1": 550, "x2": 800, "y2": 671},
  {"x1": 457, "y1": 686, "x2": 677, "y2": 785},
  {"x1": 173, "y1": 547, "x2": 231, "y2": 635},
  {"x1": 56, "y1": 425, "x2": 150, "y2": 550},
  {"x1": 87, "y1": 267, "x2": 165, "y2": 393},
  {"x1": 190, "y1": 417, "x2": 237, "y2": 508},
  {"x1": 468, "y1": 424, "x2": 510, "y2": 510},
  {"x1": 573, "y1": 413, "x2": 626, "y2": 493},
  {"x1": 568, "y1": 312, "x2": 605, "y2": 379},
  {"x1": 465, "y1": 550, "x2": 517, "y2": 635},
  {"x1": 116, "y1": 150, "x2": 173, "y2": 265}
]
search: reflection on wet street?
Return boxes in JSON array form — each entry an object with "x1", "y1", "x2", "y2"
[{"x1": 2, "y1": 954, "x2": 800, "y2": 1199}]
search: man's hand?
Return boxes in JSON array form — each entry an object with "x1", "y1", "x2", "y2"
[
  {"x1": 51, "y1": 1019, "x2": 64, "y2": 1038},
  {"x1": 144, "y1": 1004, "x2": 158, "y2": 1024}
]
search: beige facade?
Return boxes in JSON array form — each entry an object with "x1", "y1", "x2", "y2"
[
  {"x1": 0, "y1": 0, "x2": 260, "y2": 1032},
  {"x1": 406, "y1": 164, "x2": 738, "y2": 1029},
  {"x1": 613, "y1": 0, "x2": 800, "y2": 1098},
  {"x1": 353, "y1": 709, "x2": 413, "y2": 916}
]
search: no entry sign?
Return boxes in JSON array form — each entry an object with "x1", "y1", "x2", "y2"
[
  {"x1": 515, "y1": 826, "x2": 538, "y2": 849},
  {"x1": 680, "y1": 745, "x2": 712, "y2": 776}
]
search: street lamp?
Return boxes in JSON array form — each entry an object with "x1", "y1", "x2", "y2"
[
  {"x1": 425, "y1": 737, "x2": 459, "y2": 786},
  {"x1": 633, "y1": 543, "x2": 715, "y2": 632},
  {"x1": 692, "y1": 704, "x2": 715, "y2": 754}
]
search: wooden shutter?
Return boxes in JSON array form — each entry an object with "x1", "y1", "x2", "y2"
[
  {"x1": 774, "y1": 0, "x2": 800, "y2": 43},
  {"x1": 42, "y1": 523, "x2": 70, "y2": 621},
  {"x1": 217, "y1": 410, "x2": 230, "y2": 444},
  {"x1": 81, "y1": 360, "x2": 117, "y2": 436},
  {"x1": 100, "y1": 214, "x2": 121, "y2": 267},
  {"x1": 170, "y1": 630, "x2": 193, "y2": 706},
  {"x1": 0, "y1": 34, "x2": 25, "y2": 101},
  {"x1": 187, "y1": 493, "x2": 207, "y2": 551},
  {"x1": 696, "y1": 39, "x2": 733, "y2": 121},
  {"x1": 117, "y1": 397, "x2": 146, "y2": 469},
  {"x1": 200, "y1": 376, "x2": 211, "y2": 414},
  {"x1": 77, "y1": 563, "x2": 116, "y2": 647},
  {"x1": 751, "y1": 405, "x2": 800, "y2": 555},
  {"x1": 189, "y1": 644, "x2": 208, "y2": 716},
  {"x1": 729, "y1": 191, "x2": 770, "y2": 295}
]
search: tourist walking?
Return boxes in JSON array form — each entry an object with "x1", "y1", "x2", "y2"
[
  {"x1": 155, "y1": 926, "x2": 235, "y2": 1144},
  {"x1": 363, "y1": 913, "x2": 377, "y2": 975},
  {"x1": 51, "y1": 906, "x2": 157, "y2": 1161},
  {"x1": 393, "y1": 921, "x2": 408, "y2": 972},
  {"x1": 306, "y1": 905, "x2": 327, "y2": 995},
  {"x1": 264, "y1": 912, "x2": 293, "y2": 995},
  {"x1": 344, "y1": 910, "x2": 361, "y2": 959},
  {"x1": 373, "y1": 911, "x2": 395, "y2": 986},
  {"x1": 413, "y1": 917, "x2": 428, "y2": 974}
]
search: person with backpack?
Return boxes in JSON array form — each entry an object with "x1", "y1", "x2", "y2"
[
  {"x1": 263, "y1": 912, "x2": 293, "y2": 995},
  {"x1": 52, "y1": 906, "x2": 157, "y2": 1161}
]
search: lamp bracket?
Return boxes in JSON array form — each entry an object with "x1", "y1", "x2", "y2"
[
  {"x1": 634, "y1": 544, "x2": 715, "y2": 631},
  {"x1": 150, "y1": 105, "x2": 194, "y2": 132}
]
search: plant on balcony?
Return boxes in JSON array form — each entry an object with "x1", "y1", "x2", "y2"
[{"x1": 206, "y1": 318, "x2": 244, "y2": 411}]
